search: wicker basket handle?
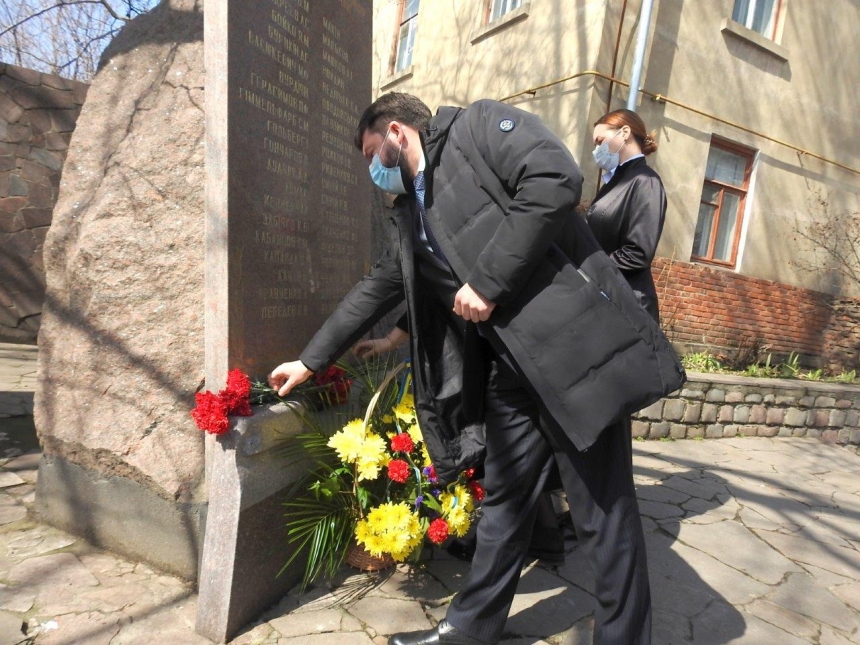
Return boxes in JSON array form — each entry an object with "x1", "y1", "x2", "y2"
[{"x1": 362, "y1": 361, "x2": 410, "y2": 428}]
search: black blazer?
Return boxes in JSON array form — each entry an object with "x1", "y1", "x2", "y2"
[{"x1": 586, "y1": 156, "x2": 666, "y2": 322}]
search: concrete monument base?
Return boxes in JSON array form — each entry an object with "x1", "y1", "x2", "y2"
[
  {"x1": 35, "y1": 455, "x2": 205, "y2": 580},
  {"x1": 195, "y1": 402, "x2": 309, "y2": 643}
]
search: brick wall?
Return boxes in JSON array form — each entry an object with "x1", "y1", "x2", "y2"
[
  {"x1": 825, "y1": 298, "x2": 860, "y2": 371},
  {"x1": 653, "y1": 257, "x2": 860, "y2": 371},
  {"x1": 0, "y1": 64, "x2": 88, "y2": 344}
]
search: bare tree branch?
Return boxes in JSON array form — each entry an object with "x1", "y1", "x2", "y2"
[
  {"x1": 0, "y1": 1, "x2": 106, "y2": 39},
  {"x1": 792, "y1": 189, "x2": 860, "y2": 288},
  {"x1": 0, "y1": 0, "x2": 155, "y2": 81},
  {"x1": 56, "y1": 27, "x2": 119, "y2": 74},
  {"x1": 792, "y1": 189, "x2": 860, "y2": 340},
  {"x1": 96, "y1": 0, "x2": 129, "y2": 22}
]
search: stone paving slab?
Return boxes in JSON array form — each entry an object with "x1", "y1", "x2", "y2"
[
  {"x1": 0, "y1": 437, "x2": 857, "y2": 644},
  {"x1": 0, "y1": 344, "x2": 38, "y2": 392},
  {"x1": 0, "y1": 342, "x2": 38, "y2": 418},
  {"x1": 0, "y1": 392, "x2": 34, "y2": 418}
]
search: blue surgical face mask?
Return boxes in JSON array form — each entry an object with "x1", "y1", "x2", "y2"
[
  {"x1": 592, "y1": 128, "x2": 625, "y2": 172},
  {"x1": 368, "y1": 129, "x2": 407, "y2": 194}
]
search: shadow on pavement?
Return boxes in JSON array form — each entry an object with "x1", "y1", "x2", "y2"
[
  {"x1": 0, "y1": 415, "x2": 41, "y2": 456},
  {"x1": 497, "y1": 465, "x2": 746, "y2": 644}
]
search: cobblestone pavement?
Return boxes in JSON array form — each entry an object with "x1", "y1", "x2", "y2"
[
  {"x1": 0, "y1": 429, "x2": 858, "y2": 643},
  {"x1": 0, "y1": 344, "x2": 37, "y2": 419},
  {"x1": 2, "y1": 347, "x2": 858, "y2": 644}
]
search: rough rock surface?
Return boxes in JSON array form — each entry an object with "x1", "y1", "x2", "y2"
[{"x1": 35, "y1": 0, "x2": 206, "y2": 502}]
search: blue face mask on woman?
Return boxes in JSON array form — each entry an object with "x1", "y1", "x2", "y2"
[
  {"x1": 592, "y1": 128, "x2": 625, "y2": 172},
  {"x1": 368, "y1": 128, "x2": 407, "y2": 194}
]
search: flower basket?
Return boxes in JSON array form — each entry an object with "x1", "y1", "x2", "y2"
[
  {"x1": 345, "y1": 540, "x2": 395, "y2": 572},
  {"x1": 278, "y1": 357, "x2": 485, "y2": 591}
]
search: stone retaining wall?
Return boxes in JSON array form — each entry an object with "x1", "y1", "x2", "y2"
[
  {"x1": 0, "y1": 63, "x2": 88, "y2": 344},
  {"x1": 634, "y1": 371, "x2": 860, "y2": 445}
]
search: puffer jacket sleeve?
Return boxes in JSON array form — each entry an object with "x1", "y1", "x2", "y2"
[
  {"x1": 464, "y1": 100, "x2": 583, "y2": 306},
  {"x1": 299, "y1": 248, "x2": 405, "y2": 372}
]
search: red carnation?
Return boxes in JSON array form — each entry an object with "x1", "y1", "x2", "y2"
[
  {"x1": 331, "y1": 377, "x2": 352, "y2": 404},
  {"x1": 218, "y1": 370, "x2": 253, "y2": 416},
  {"x1": 230, "y1": 397, "x2": 252, "y2": 417},
  {"x1": 390, "y1": 433, "x2": 414, "y2": 454},
  {"x1": 314, "y1": 365, "x2": 343, "y2": 385},
  {"x1": 387, "y1": 459, "x2": 411, "y2": 483},
  {"x1": 313, "y1": 366, "x2": 352, "y2": 403},
  {"x1": 218, "y1": 388, "x2": 253, "y2": 417},
  {"x1": 468, "y1": 480, "x2": 486, "y2": 502},
  {"x1": 191, "y1": 391, "x2": 230, "y2": 435},
  {"x1": 225, "y1": 369, "x2": 251, "y2": 398},
  {"x1": 428, "y1": 518, "x2": 449, "y2": 544}
]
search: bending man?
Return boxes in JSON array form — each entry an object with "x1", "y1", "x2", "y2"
[{"x1": 270, "y1": 92, "x2": 683, "y2": 645}]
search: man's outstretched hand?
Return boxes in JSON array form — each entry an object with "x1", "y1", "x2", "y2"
[
  {"x1": 268, "y1": 360, "x2": 313, "y2": 397},
  {"x1": 453, "y1": 283, "x2": 496, "y2": 322}
]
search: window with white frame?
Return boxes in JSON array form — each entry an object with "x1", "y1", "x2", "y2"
[
  {"x1": 691, "y1": 139, "x2": 755, "y2": 267},
  {"x1": 489, "y1": 0, "x2": 522, "y2": 22},
  {"x1": 394, "y1": 0, "x2": 419, "y2": 73},
  {"x1": 731, "y1": 0, "x2": 782, "y2": 40}
]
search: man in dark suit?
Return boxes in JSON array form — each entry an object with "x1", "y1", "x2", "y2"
[{"x1": 269, "y1": 93, "x2": 683, "y2": 645}]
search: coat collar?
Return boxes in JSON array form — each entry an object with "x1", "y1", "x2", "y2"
[
  {"x1": 595, "y1": 155, "x2": 647, "y2": 201},
  {"x1": 392, "y1": 106, "x2": 463, "y2": 212},
  {"x1": 423, "y1": 106, "x2": 463, "y2": 169}
]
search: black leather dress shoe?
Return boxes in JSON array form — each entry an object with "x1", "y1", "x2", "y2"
[{"x1": 388, "y1": 619, "x2": 491, "y2": 645}]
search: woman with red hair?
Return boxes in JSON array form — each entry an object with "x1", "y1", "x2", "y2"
[{"x1": 588, "y1": 109, "x2": 666, "y2": 322}]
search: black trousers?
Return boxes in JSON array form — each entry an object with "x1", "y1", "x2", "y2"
[{"x1": 446, "y1": 356, "x2": 652, "y2": 645}]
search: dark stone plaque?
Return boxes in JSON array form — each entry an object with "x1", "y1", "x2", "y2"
[
  {"x1": 199, "y1": 1, "x2": 372, "y2": 640},
  {"x1": 207, "y1": 0, "x2": 372, "y2": 385}
]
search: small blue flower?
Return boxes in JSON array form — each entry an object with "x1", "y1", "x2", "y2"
[{"x1": 414, "y1": 495, "x2": 424, "y2": 508}]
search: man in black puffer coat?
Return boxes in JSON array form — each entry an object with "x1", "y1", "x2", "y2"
[{"x1": 269, "y1": 93, "x2": 684, "y2": 645}]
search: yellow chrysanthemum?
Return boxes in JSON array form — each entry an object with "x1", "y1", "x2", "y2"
[
  {"x1": 393, "y1": 393, "x2": 417, "y2": 425},
  {"x1": 407, "y1": 422, "x2": 423, "y2": 445},
  {"x1": 421, "y1": 443, "x2": 432, "y2": 467},
  {"x1": 354, "y1": 519, "x2": 371, "y2": 544},
  {"x1": 440, "y1": 485, "x2": 475, "y2": 537},
  {"x1": 355, "y1": 502, "x2": 422, "y2": 561},
  {"x1": 364, "y1": 532, "x2": 388, "y2": 556},
  {"x1": 327, "y1": 418, "x2": 366, "y2": 463},
  {"x1": 447, "y1": 506, "x2": 472, "y2": 537},
  {"x1": 355, "y1": 433, "x2": 387, "y2": 481},
  {"x1": 343, "y1": 418, "x2": 366, "y2": 435},
  {"x1": 454, "y1": 484, "x2": 475, "y2": 513}
]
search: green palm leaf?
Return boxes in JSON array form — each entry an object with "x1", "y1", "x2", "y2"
[{"x1": 280, "y1": 472, "x2": 358, "y2": 591}]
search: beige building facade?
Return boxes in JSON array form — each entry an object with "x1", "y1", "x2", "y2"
[
  {"x1": 370, "y1": 0, "x2": 860, "y2": 296},
  {"x1": 369, "y1": 0, "x2": 860, "y2": 368}
]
